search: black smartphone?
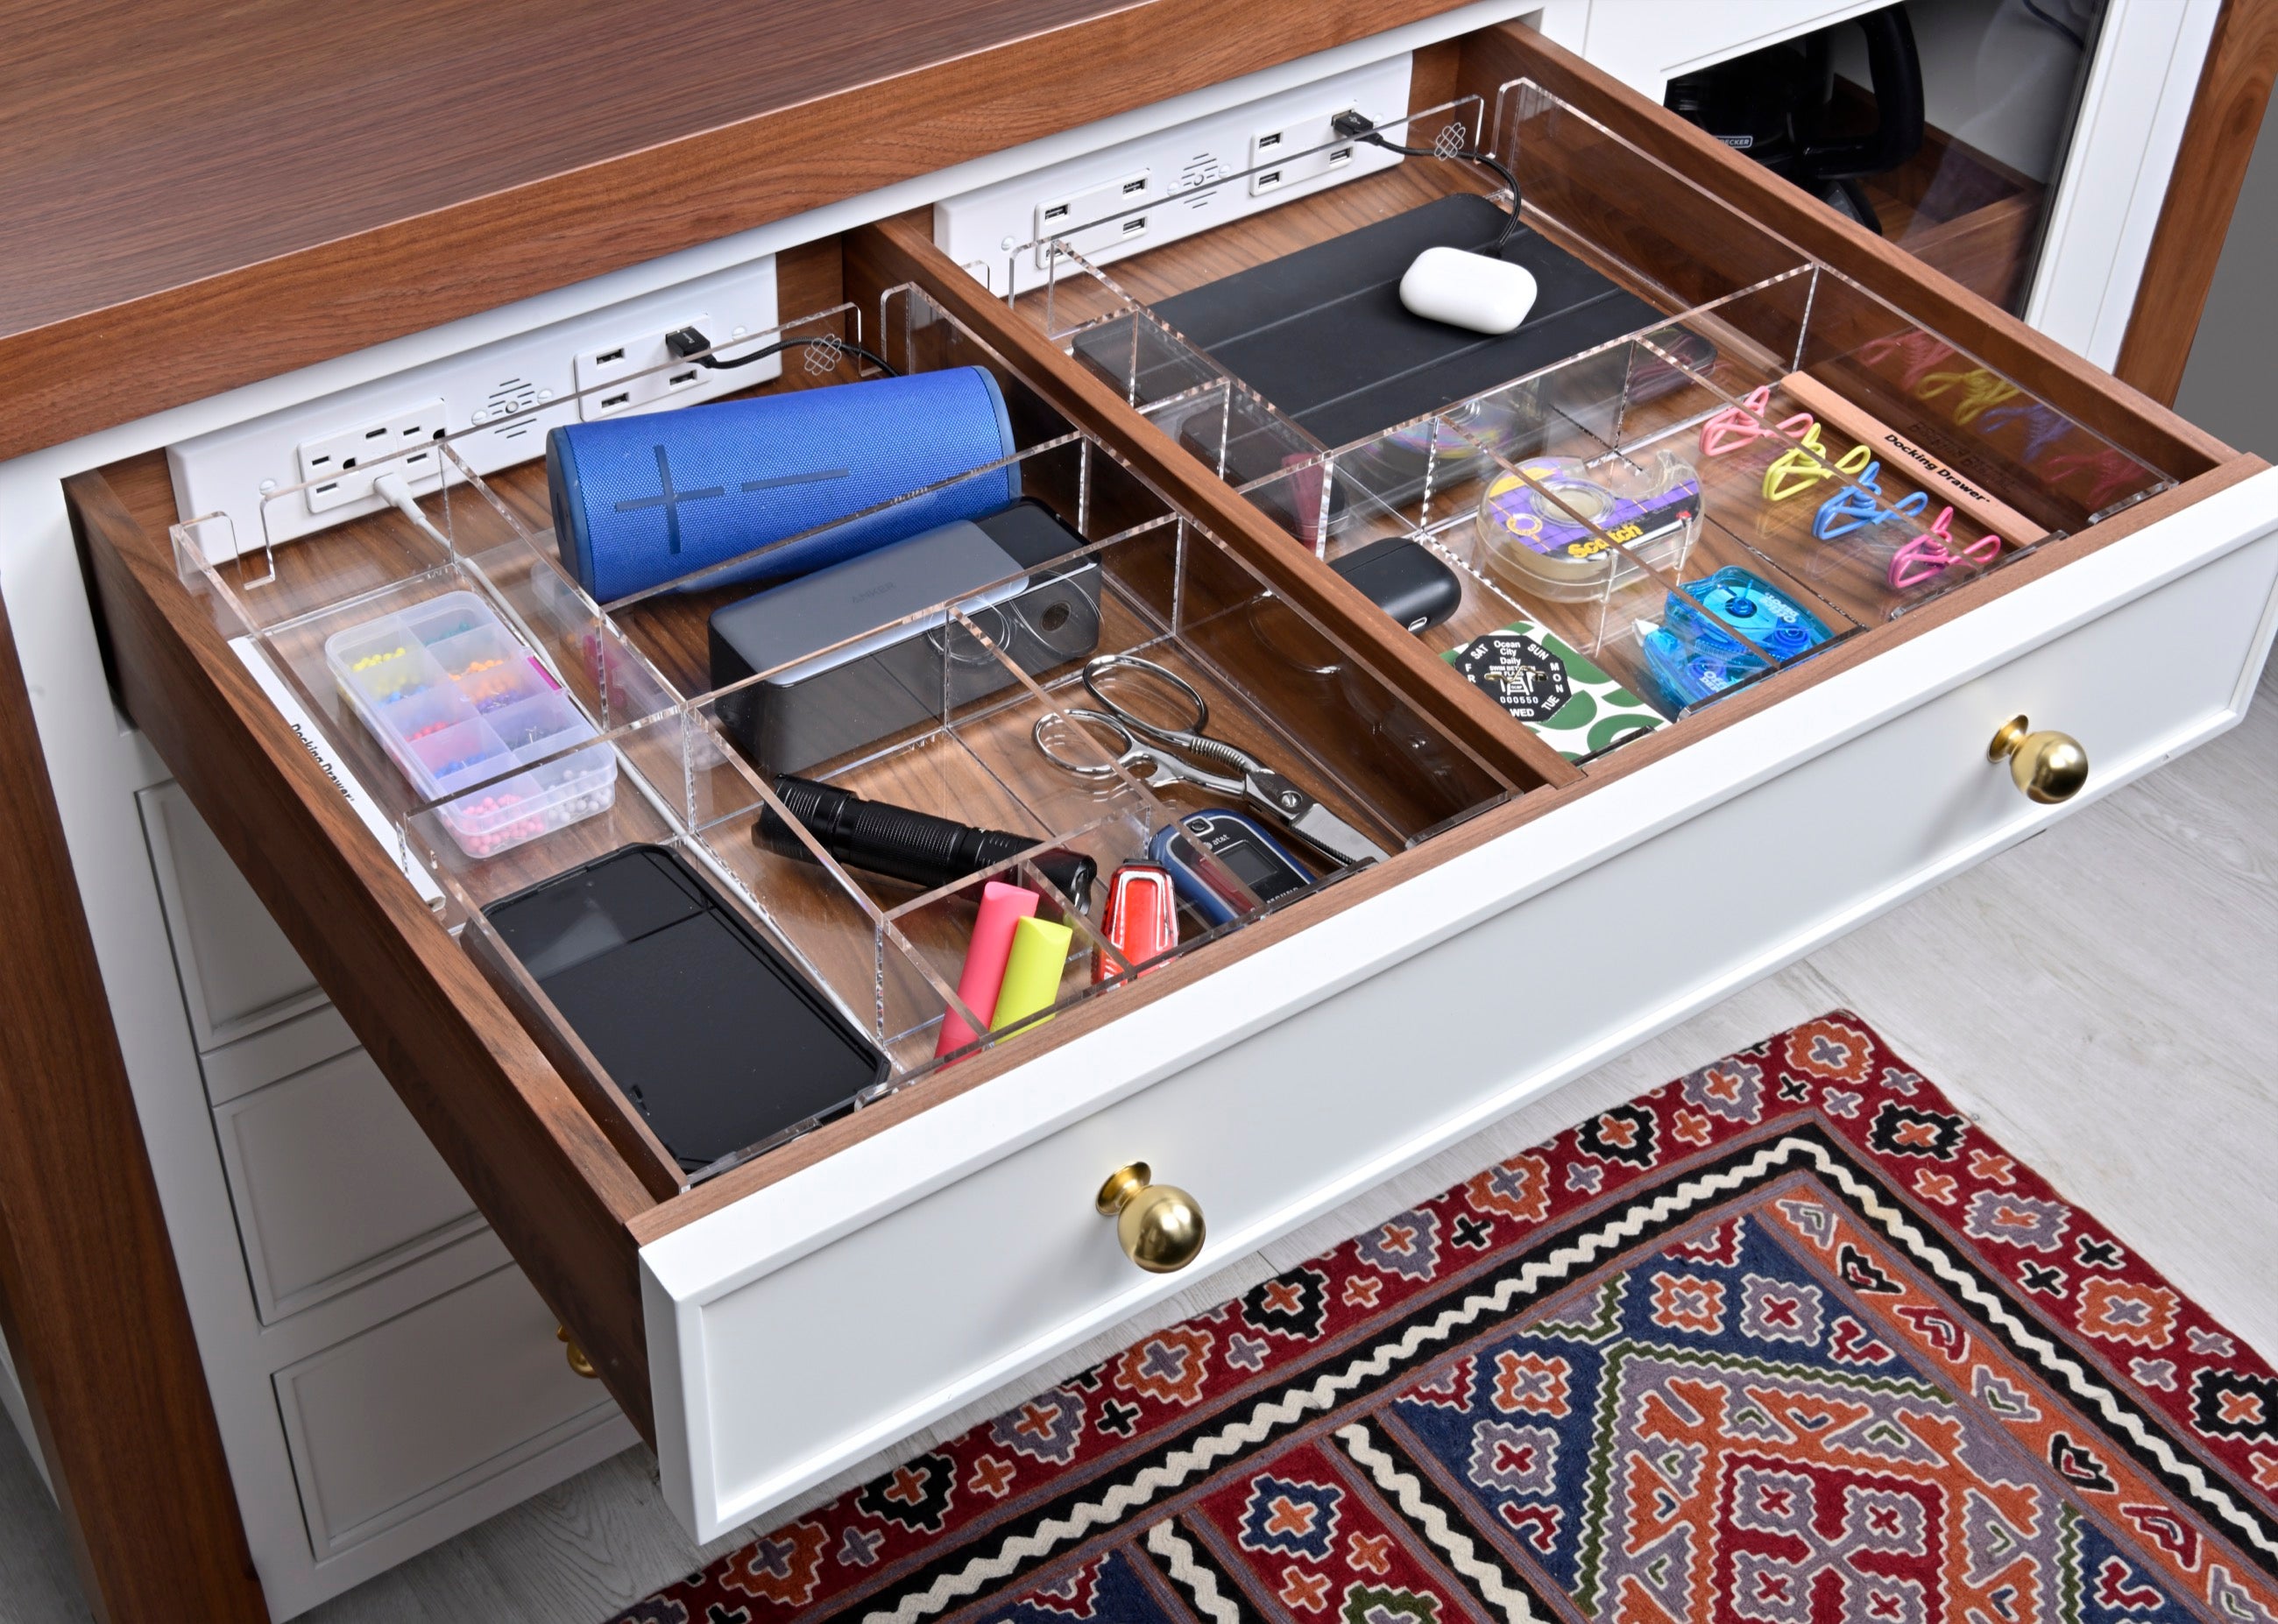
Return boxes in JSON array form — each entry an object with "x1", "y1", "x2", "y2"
[{"x1": 485, "y1": 845, "x2": 887, "y2": 1173}]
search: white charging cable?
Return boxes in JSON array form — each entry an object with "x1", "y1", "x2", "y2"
[{"x1": 372, "y1": 470, "x2": 453, "y2": 550}]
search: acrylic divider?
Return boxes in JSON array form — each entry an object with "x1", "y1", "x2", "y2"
[
  {"x1": 1489, "y1": 79, "x2": 1822, "y2": 320},
  {"x1": 649, "y1": 441, "x2": 1513, "y2": 1070},
  {"x1": 1015, "y1": 95, "x2": 1508, "y2": 342},
  {"x1": 1001, "y1": 67, "x2": 2179, "y2": 639},
  {"x1": 1236, "y1": 311, "x2": 1873, "y2": 681},
  {"x1": 435, "y1": 427, "x2": 1507, "y2": 1142},
  {"x1": 1782, "y1": 266, "x2": 2175, "y2": 533},
  {"x1": 1492, "y1": 76, "x2": 2178, "y2": 538},
  {"x1": 1017, "y1": 80, "x2": 1810, "y2": 406},
  {"x1": 170, "y1": 280, "x2": 1517, "y2": 1179},
  {"x1": 1603, "y1": 282, "x2": 2037, "y2": 624},
  {"x1": 164, "y1": 445, "x2": 666, "y2": 893},
  {"x1": 1091, "y1": 489, "x2": 1513, "y2": 840}
]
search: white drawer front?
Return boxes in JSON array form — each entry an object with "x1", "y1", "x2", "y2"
[
  {"x1": 274, "y1": 1264, "x2": 621, "y2": 1558},
  {"x1": 140, "y1": 781, "x2": 325, "y2": 1050},
  {"x1": 216, "y1": 1047, "x2": 485, "y2": 1323},
  {"x1": 644, "y1": 477, "x2": 2278, "y2": 1541}
]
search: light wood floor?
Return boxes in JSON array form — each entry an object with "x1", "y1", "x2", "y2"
[{"x1": 6, "y1": 660, "x2": 2275, "y2": 1624}]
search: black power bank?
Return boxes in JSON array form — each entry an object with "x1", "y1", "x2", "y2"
[
  {"x1": 485, "y1": 845, "x2": 887, "y2": 1173},
  {"x1": 710, "y1": 499, "x2": 1101, "y2": 774}
]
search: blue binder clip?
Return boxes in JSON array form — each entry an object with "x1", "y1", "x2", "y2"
[{"x1": 1814, "y1": 460, "x2": 1929, "y2": 540}]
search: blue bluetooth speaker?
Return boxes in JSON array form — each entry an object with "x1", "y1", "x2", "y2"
[{"x1": 545, "y1": 366, "x2": 1021, "y2": 602}]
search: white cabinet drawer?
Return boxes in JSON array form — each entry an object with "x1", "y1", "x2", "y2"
[
  {"x1": 642, "y1": 485, "x2": 2278, "y2": 1540},
  {"x1": 141, "y1": 780, "x2": 326, "y2": 1050},
  {"x1": 273, "y1": 1263, "x2": 624, "y2": 1558},
  {"x1": 216, "y1": 1046, "x2": 485, "y2": 1323}
]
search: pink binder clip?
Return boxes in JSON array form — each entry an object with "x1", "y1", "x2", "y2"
[
  {"x1": 1699, "y1": 385, "x2": 1774, "y2": 457},
  {"x1": 1886, "y1": 507, "x2": 2004, "y2": 590},
  {"x1": 1700, "y1": 387, "x2": 1816, "y2": 459}
]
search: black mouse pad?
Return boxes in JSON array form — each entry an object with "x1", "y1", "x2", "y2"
[
  {"x1": 486, "y1": 845, "x2": 887, "y2": 1171},
  {"x1": 1081, "y1": 193, "x2": 1666, "y2": 450}
]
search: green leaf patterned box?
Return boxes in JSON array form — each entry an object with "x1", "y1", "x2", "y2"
[{"x1": 1441, "y1": 618, "x2": 1667, "y2": 762}]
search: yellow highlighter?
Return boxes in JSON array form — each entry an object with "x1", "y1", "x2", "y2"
[{"x1": 990, "y1": 915, "x2": 1074, "y2": 1031}]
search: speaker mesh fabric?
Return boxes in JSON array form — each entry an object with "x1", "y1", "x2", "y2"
[{"x1": 546, "y1": 365, "x2": 1020, "y2": 602}]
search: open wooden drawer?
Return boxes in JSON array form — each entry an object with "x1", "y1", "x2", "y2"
[{"x1": 65, "y1": 23, "x2": 2278, "y2": 1545}]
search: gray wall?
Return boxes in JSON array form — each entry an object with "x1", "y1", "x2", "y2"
[{"x1": 2174, "y1": 93, "x2": 2278, "y2": 458}]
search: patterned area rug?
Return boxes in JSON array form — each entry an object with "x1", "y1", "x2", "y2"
[{"x1": 616, "y1": 1012, "x2": 2278, "y2": 1624}]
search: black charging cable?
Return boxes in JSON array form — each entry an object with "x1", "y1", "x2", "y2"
[
  {"x1": 1331, "y1": 111, "x2": 1523, "y2": 252},
  {"x1": 664, "y1": 325, "x2": 900, "y2": 378}
]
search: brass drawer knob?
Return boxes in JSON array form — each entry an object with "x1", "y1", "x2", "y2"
[
  {"x1": 557, "y1": 1324, "x2": 598, "y2": 1380},
  {"x1": 1988, "y1": 715, "x2": 2089, "y2": 804},
  {"x1": 1096, "y1": 1162, "x2": 1206, "y2": 1274}
]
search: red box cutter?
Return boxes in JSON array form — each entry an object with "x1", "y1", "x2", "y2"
[{"x1": 1095, "y1": 863, "x2": 1178, "y2": 982}]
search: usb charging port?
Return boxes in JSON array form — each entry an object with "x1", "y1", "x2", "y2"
[
  {"x1": 1043, "y1": 202, "x2": 1071, "y2": 222},
  {"x1": 669, "y1": 369, "x2": 698, "y2": 386},
  {"x1": 1257, "y1": 169, "x2": 1282, "y2": 187},
  {"x1": 1328, "y1": 145, "x2": 1354, "y2": 165},
  {"x1": 600, "y1": 391, "x2": 632, "y2": 409},
  {"x1": 1121, "y1": 216, "x2": 1149, "y2": 235},
  {"x1": 595, "y1": 347, "x2": 626, "y2": 364},
  {"x1": 1121, "y1": 177, "x2": 1147, "y2": 194},
  {"x1": 1259, "y1": 132, "x2": 1283, "y2": 149}
]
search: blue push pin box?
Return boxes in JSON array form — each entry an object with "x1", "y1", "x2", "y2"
[{"x1": 545, "y1": 366, "x2": 1021, "y2": 603}]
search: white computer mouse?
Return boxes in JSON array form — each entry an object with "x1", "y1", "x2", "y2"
[{"x1": 1398, "y1": 246, "x2": 1538, "y2": 335}]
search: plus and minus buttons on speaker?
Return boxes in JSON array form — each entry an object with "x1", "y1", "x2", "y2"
[{"x1": 613, "y1": 443, "x2": 850, "y2": 554}]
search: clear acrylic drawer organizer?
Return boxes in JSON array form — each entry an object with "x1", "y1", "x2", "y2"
[
  {"x1": 168, "y1": 286, "x2": 1515, "y2": 1183},
  {"x1": 996, "y1": 82, "x2": 2179, "y2": 760}
]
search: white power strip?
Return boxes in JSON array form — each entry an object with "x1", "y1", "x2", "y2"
[
  {"x1": 932, "y1": 54, "x2": 1415, "y2": 299},
  {"x1": 167, "y1": 258, "x2": 781, "y2": 561}
]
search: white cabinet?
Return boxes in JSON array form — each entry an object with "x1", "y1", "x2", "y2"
[
  {"x1": 212, "y1": 1047, "x2": 485, "y2": 1324},
  {"x1": 1548, "y1": 0, "x2": 1900, "y2": 101},
  {"x1": 1548, "y1": 0, "x2": 2223, "y2": 365},
  {"x1": 273, "y1": 1266, "x2": 624, "y2": 1559}
]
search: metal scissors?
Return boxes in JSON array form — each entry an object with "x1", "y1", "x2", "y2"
[{"x1": 1031, "y1": 653, "x2": 1390, "y2": 868}]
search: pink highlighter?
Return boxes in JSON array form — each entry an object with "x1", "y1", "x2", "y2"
[{"x1": 937, "y1": 880, "x2": 1041, "y2": 1056}]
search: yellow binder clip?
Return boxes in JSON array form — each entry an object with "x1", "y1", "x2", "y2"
[{"x1": 1762, "y1": 426, "x2": 1871, "y2": 503}]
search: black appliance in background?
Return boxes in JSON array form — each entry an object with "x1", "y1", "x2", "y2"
[{"x1": 1663, "y1": 6, "x2": 1925, "y2": 234}]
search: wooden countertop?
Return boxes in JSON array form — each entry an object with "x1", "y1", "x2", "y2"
[{"x1": 0, "y1": 0, "x2": 1470, "y2": 464}]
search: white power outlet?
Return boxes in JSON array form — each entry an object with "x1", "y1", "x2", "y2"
[
  {"x1": 933, "y1": 54, "x2": 1412, "y2": 298},
  {"x1": 575, "y1": 321, "x2": 741, "y2": 420},
  {"x1": 167, "y1": 255, "x2": 779, "y2": 560},
  {"x1": 296, "y1": 399, "x2": 447, "y2": 514},
  {"x1": 1033, "y1": 169, "x2": 1155, "y2": 269},
  {"x1": 1249, "y1": 116, "x2": 1361, "y2": 196}
]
